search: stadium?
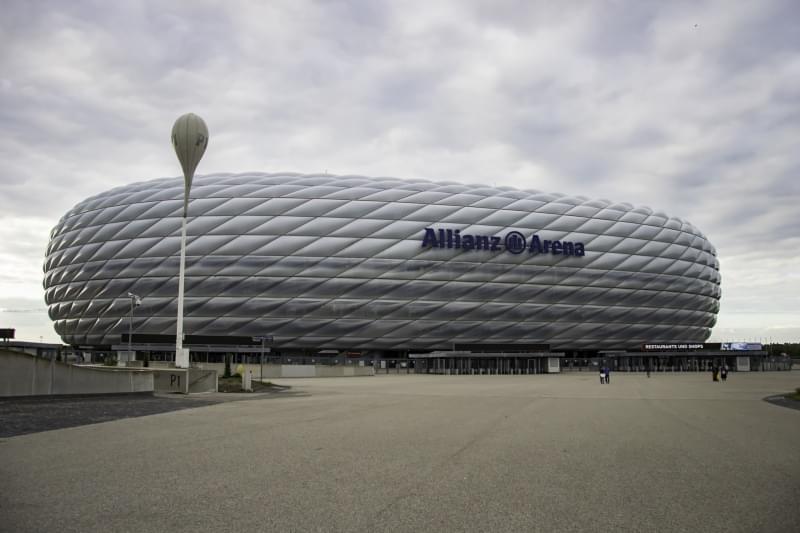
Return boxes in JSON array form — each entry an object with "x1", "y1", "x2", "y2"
[{"x1": 43, "y1": 172, "x2": 726, "y2": 371}]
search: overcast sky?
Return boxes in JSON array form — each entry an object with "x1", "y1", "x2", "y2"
[{"x1": 1, "y1": 0, "x2": 798, "y2": 344}]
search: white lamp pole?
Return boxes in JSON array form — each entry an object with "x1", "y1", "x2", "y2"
[
  {"x1": 127, "y1": 292, "x2": 141, "y2": 364},
  {"x1": 171, "y1": 113, "x2": 209, "y2": 368}
]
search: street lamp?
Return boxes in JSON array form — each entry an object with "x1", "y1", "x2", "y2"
[
  {"x1": 127, "y1": 292, "x2": 142, "y2": 365},
  {"x1": 171, "y1": 113, "x2": 209, "y2": 368},
  {"x1": 252, "y1": 336, "x2": 273, "y2": 382}
]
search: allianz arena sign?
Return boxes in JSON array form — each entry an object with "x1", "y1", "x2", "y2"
[{"x1": 421, "y1": 227, "x2": 586, "y2": 256}]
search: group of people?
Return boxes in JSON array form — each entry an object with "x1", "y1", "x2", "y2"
[
  {"x1": 712, "y1": 365, "x2": 728, "y2": 382},
  {"x1": 599, "y1": 365, "x2": 611, "y2": 384}
]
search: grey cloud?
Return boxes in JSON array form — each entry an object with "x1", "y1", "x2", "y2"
[
  {"x1": 706, "y1": 1, "x2": 799, "y2": 72},
  {"x1": 577, "y1": 1, "x2": 659, "y2": 57},
  {"x1": 0, "y1": 0, "x2": 798, "y2": 342}
]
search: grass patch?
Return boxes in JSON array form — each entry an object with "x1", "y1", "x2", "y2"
[
  {"x1": 217, "y1": 376, "x2": 275, "y2": 393},
  {"x1": 789, "y1": 388, "x2": 800, "y2": 401}
]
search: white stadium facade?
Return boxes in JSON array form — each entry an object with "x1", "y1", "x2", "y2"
[{"x1": 43, "y1": 172, "x2": 734, "y2": 372}]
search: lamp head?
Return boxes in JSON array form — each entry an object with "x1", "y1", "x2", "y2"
[{"x1": 171, "y1": 113, "x2": 209, "y2": 215}]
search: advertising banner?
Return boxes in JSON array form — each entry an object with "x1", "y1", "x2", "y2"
[{"x1": 721, "y1": 342, "x2": 762, "y2": 351}]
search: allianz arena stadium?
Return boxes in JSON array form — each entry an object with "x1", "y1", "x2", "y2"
[{"x1": 43, "y1": 172, "x2": 721, "y2": 354}]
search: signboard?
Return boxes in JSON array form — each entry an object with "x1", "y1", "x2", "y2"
[
  {"x1": 643, "y1": 343, "x2": 765, "y2": 352},
  {"x1": 642, "y1": 343, "x2": 707, "y2": 351},
  {"x1": 421, "y1": 227, "x2": 586, "y2": 257},
  {"x1": 721, "y1": 342, "x2": 762, "y2": 351},
  {"x1": 0, "y1": 328, "x2": 15, "y2": 340},
  {"x1": 152, "y1": 369, "x2": 189, "y2": 393},
  {"x1": 454, "y1": 343, "x2": 550, "y2": 353},
  {"x1": 122, "y1": 334, "x2": 264, "y2": 346}
]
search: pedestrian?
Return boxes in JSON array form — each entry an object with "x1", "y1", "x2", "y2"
[
  {"x1": 606, "y1": 366, "x2": 611, "y2": 384},
  {"x1": 721, "y1": 365, "x2": 728, "y2": 382},
  {"x1": 600, "y1": 365, "x2": 606, "y2": 384},
  {"x1": 712, "y1": 365, "x2": 719, "y2": 382},
  {"x1": 646, "y1": 364, "x2": 651, "y2": 378}
]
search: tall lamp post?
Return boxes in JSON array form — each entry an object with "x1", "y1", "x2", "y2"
[
  {"x1": 252, "y1": 335, "x2": 273, "y2": 382},
  {"x1": 171, "y1": 113, "x2": 209, "y2": 368},
  {"x1": 127, "y1": 292, "x2": 142, "y2": 364}
]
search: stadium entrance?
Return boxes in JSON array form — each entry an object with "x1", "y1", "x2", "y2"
[{"x1": 409, "y1": 350, "x2": 563, "y2": 374}]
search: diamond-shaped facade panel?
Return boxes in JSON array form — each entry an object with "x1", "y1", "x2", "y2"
[{"x1": 44, "y1": 173, "x2": 721, "y2": 350}]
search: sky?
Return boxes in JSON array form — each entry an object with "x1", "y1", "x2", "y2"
[{"x1": 1, "y1": 0, "x2": 798, "y2": 344}]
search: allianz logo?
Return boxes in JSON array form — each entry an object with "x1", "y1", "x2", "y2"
[{"x1": 421, "y1": 227, "x2": 586, "y2": 256}]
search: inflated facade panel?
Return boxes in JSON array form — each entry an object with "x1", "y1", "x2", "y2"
[{"x1": 44, "y1": 173, "x2": 721, "y2": 350}]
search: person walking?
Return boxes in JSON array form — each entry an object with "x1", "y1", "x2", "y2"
[
  {"x1": 600, "y1": 365, "x2": 606, "y2": 384},
  {"x1": 721, "y1": 365, "x2": 728, "y2": 382},
  {"x1": 605, "y1": 365, "x2": 611, "y2": 384}
]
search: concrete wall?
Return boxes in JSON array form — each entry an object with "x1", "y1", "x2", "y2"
[
  {"x1": 151, "y1": 368, "x2": 218, "y2": 393},
  {"x1": 0, "y1": 350, "x2": 153, "y2": 397},
  {"x1": 152, "y1": 368, "x2": 189, "y2": 393},
  {"x1": 189, "y1": 369, "x2": 217, "y2": 393},
  {"x1": 197, "y1": 362, "x2": 374, "y2": 379}
]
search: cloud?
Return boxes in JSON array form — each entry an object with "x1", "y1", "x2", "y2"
[{"x1": 0, "y1": 0, "x2": 798, "y2": 342}]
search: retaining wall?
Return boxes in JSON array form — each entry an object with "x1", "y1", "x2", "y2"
[
  {"x1": 197, "y1": 362, "x2": 374, "y2": 379},
  {"x1": 0, "y1": 350, "x2": 153, "y2": 397}
]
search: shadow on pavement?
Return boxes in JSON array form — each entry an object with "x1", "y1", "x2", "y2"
[
  {"x1": 763, "y1": 393, "x2": 800, "y2": 411},
  {"x1": 0, "y1": 385, "x2": 302, "y2": 438}
]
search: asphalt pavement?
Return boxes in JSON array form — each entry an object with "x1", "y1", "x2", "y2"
[{"x1": 1, "y1": 371, "x2": 799, "y2": 533}]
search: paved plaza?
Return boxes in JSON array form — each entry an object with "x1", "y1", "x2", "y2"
[{"x1": 1, "y1": 371, "x2": 799, "y2": 532}]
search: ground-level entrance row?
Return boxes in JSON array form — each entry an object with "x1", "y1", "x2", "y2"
[
  {"x1": 407, "y1": 350, "x2": 789, "y2": 375},
  {"x1": 409, "y1": 352, "x2": 562, "y2": 374},
  {"x1": 19, "y1": 340, "x2": 790, "y2": 373},
  {"x1": 589, "y1": 350, "x2": 790, "y2": 372}
]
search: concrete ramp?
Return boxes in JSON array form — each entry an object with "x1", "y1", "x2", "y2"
[{"x1": 0, "y1": 350, "x2": 153, "y2": 397}]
